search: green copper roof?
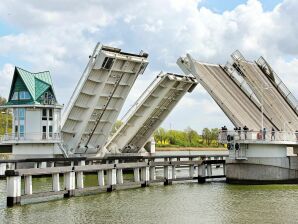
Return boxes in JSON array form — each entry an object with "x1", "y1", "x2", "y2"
[{"x1": 7, "y1": 67, "x2": 57, "y2": 105}]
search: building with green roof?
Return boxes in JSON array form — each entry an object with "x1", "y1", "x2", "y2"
[{"x1": 0, "y1": 67, "x2": 64, "y2": 158}]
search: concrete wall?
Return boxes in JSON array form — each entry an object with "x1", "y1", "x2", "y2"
[{"x1": 226, "y1": 156, "x2": 298, "y2": 184}]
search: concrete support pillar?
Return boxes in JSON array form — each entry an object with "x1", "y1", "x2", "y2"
[
  {"x1": 107, "y1": 169, "x2": 116, "y2": 192},
  {"x1": 6, "y1": 175, "x2": 21, "y2": 207},
  {"x1": 223, "y1": 163, "x2": 226, "y2": 175},
  {"x1": 164, "y1": 166, "x2": 172, "y2": 185},
  {"x1": 0, "y1": 163, "x2": 6, "y2": 176},
  {"x1": 134, "y1": 168, "x2": 140, "y2": 182},
  {"x1": 64, "y1": 172, "x2": 75, "y2": 198},
  {"x1": 97, "y1": 170, "x2": 105, "y2": 187},
  {"x1": 52, "y1": 173, "x2": 60, "y2": 192},
  {"x1": 207, "y1": 164, "x2": 212, "y2": 177},
  {"x1": 33, "y1": 162, "x2": 38, "y2": 169},
  {"x1": 149, "y1": 166, "x2": 156, "y2": 181},
  {"x1": 189, "y1": 158, "x2": 194, "y2": 178},
  {"x1": 172, "y1": 166, "x2": 176, "y2": 180},
  {"x1": 50, "y1": 162, "x2": 55, "y2": 167},
  {"x1": 141, "y1": 167, "x2": 149, "y2": 187},
  {"x1": 116, "y1": 169, "x2": 123, "y2": 184},
  {"x1": 24, "y1": 175, "x2": 32, "y2": 195},
  {"x1": 76, "y1": 160, "x2": 85, "y2": 189},
  {"x1": 70, "y1": 161, "x2": 74, "y2": 167},
  {"x1": 197, "y1": 164, "x2": 206, "y2": 183},
  {"x1": 38, "y1": 162, "x2": 47, "y2": 168}
]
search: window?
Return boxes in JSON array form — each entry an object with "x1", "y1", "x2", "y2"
[
  {"x1": 20, "y1": 125, "x2": 24, "y2": 137},
  {"x1": 19, "y1": 91, "x2": 30, "y2": 100},
  {"x1": 19, "y1": 108, "x2": 25, "y2": 121},
  {"x1": 101, "y1": 57, "x2": 114, "y2": 69},
  {"x1": 42, "y1": 126, "x2": 47, "y2": 139},
  {"x1": 49, "y1": 125, "x2": 53, "y2": 138},
  {"x1": 49, "y1": 109, "x2": 53, "y2": 121},
  {"x1": 42, "y1": 109, "x2": 47, "y2": 120},
  {"x1": 12, "y1": 92, "x2": 18, "y2": 100}
]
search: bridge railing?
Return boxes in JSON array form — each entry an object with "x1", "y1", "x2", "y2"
[
  {"x1": 0, "y1": 132, "x2": 62, "y2": 143},
  {"x1": 218, "y1": 130, "x2": 298, "y2": 143}
]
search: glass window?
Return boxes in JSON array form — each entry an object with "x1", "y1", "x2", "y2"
[
  {"x1": 49, "y1": 109, "x2": 53, "y2": 121},
  {"x1": 19, "y1": 108, "x2": 25, "y2": 121},
  {"x1": 14, "y1": 109, "x2": 18, "y2": 119},
  {"x1": 42, "y1": 126, "x2": 47, "y2": 139},
  {"x1": 19, "y1": 91, "x2": 30, "y2": 100},
  {"x1": 20, "y1": 125, "x2": 24, "y2": 137},
  {"x1": 49, "y1": 125, "x2": 53, "y2": 138},
  {"x1": 12, "y1": 92, "x2": 18, "y2": 100},
  {"x1": 42, "y1": 109, "x2": 47, "y2": 120}
]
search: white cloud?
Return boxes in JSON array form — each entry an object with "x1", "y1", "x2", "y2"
[
  {"x1": 0, "y1": 64, "x2": 14, "y2": 97},
  {"x1": 0, "y1": 0, "x2": 297, "y2": 132}
]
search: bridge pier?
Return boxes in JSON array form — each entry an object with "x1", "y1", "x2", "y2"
[
  {"x1": 6, "y1": 171, "x2": 21, "y2": 207},
  {"x1": 24, "y1": 175, "x2": 32, "y2": 195},
  {"x1": 189, "y1": 158, "x2": 195, "y2": 178},
  {"x1": 207, "y1": 164, "x2": 212, "y2": 177},
  {"x1": 52, "y1": 173, "x2": 60, "y2": 191},
  {"x1": 116, "y1": 169, "x2": 123, "y2": 184},
  {"x1": 76, "y1": 160, "x2": 85, "y2": 189},
  {"x1": 164, "y1": 159, "x2": 172, "y2": 185},
  {"x1": 197, "y1": 164, "x2": 206, "y2": 183},
  {"x1": 134, "y1": 168, "x2": 140, "y2": 182},
  {"x1": 97, "y1": 170, "x2": 105, "y2": 186},
  {"x1": 141, "y1": 167, "x2": 149, "y2": 187},
  {"x1": 107, "y1": 169, "x2": 117, "y2": 192},
  {"x1": 64, "y1": 171, "x2": 75, "y2": 197}
]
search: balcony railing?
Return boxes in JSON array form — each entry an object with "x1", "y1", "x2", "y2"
[
  {"x1": 0, "y1": 132, "x2": 62, "y2": 143},
  {"x1": 218, "y1": 130, "x2": 298, "y2": 144}
]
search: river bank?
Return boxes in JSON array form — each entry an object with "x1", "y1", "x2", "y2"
[{"x1": 156, "y1": 147, "x2": 226, "y2": 151}]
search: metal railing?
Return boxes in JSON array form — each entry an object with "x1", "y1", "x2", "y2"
[
  {"x1": 0, "y1": 132, "x2": 62, "y2": 142},
  {"x1": 218, "y1": 130, "x2": 298, "y2": 143}
]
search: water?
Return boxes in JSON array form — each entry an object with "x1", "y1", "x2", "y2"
[{"x1": 1, "y1": 166, "x2": 298, "y2": 224}]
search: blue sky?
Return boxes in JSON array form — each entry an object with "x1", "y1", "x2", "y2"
[{"x1": 0, "y1": 0, "x2": 297, "y2": 133}]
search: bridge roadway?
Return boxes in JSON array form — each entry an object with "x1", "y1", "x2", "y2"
[
  {"x1": 103, "y1": 73, "x2": 197, "y2": 154},
  {"x1": 177, "y1": 55, "x2": 276, "y2": 131},
  {"x1": 232, "y1": 52, "x2": 298, "y2": 131}
]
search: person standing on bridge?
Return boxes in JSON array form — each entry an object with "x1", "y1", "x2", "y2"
[
  {"x1": 271, "y1": 128, "x2": 275, "y2": 141},
  {"x1": 263, "y1": 128, "x2": 266, "y2": 140},
  {"x1": 243, "y1": 126, "x2": 249, "y2": 140}
]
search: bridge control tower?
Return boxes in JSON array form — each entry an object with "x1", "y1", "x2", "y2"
[
  {"x1": 0, "y1": 67, "x2": 64, "y2": 158},
  {"x1": 219, "y1": 130, "x2": 298, "y2": 184}
]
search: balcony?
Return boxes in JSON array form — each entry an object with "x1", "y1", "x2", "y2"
[
  {"x1": 0, "y1": 132, "x2": 62, "y2": 144},
  {"x1": 218, "y1": 130, "x2": 298, "y2": 145}
]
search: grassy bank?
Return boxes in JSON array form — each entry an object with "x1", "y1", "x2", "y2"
[{"x1": 156, "y1": 147, "x2": 227, "y2": 151}]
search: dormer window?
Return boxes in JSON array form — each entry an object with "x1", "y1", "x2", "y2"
[
  {"x1": 19, "y1": 91, "x2": 31, "y2": 100},
  {"x1": 12, "y1": 92, "x2": 18, "y2": 100}
]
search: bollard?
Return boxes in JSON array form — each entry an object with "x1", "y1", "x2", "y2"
[
  {"x1": 24, "y1": 175, "x2": 32, "y2": 195},
  {"x1": 197, "y1": 164, "x2": 206, "y2": 183},
  {"x1": 134, "y1": 168, "x2": 140, "y2": 182},
  {"x1": 64, "y1": 171, "x2": 75, "y2": 198},
  {"x1": 107, "y1": 169, "x2": 116, "y2": 192},
  {"x1": 141, "y1": 167, "x2": 149, "y2": 187},
  {"x1": 52, "y1": 173, "x2": 60, "y2": 192},
  {"x1": 116, "y1": 169, "x2": 123, "y2": 184},
  {"x1": 97, "y1": 170, "x2": 105, "y2": 187},
  {"x1": 6, "y1": 170, "x2": 21, "y2": 207},
  {"x1": 76, "y1": 161, "x2": 85, "y2": 189}
]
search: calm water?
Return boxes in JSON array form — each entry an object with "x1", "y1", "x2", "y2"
[{"x1": 0, "y1": 151, "x2": 297, "y2": 224}]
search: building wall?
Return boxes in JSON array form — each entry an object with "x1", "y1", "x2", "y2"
[{"x1": 25, "y1": 108, "x2": 41, "y2": 140}]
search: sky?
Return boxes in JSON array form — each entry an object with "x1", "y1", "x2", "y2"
[{"x1": 0, "y1": 0, "x2": 297, "y2": 133}]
